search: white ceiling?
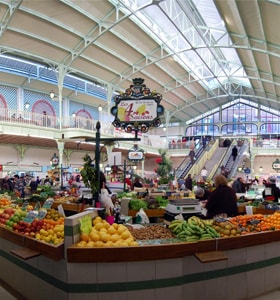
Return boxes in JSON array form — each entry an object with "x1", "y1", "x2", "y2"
[{"x1": 0, "y1": 0, "x2": 279, "y2": 124}]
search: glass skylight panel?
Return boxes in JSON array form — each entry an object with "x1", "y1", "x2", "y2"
[{"x1": 119, "y1": 0, "x2": 251, "y2": 90}]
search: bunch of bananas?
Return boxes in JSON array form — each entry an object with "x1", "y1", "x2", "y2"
[{"x1": 168, "y1": 216, "x2": 220, "y2": 242}]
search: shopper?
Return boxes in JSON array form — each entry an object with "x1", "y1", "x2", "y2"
[
  {"x1": 132, "y1": 177, "x2": 143, "y2": 189},
  {"x1": 29, "y1": 177, "x2": 38, "y2": 193},
  {"x1": 232, "y1": 177, "x2": 245, "y2": 193},
  {"x1": 99, "y1": 171, "x2": 112, "y2": 194},
  {"x1": 36, "y1": 176, "x2": 41, "y2": 185},
  {"x1": 200, "y1": 166, "x2": 208, "y2": 181},
  {"x1": 231, "y1": 145, "x2": 238, "y2": 161},
  {"x1": 1, "y1": 178, "x2": 10, "y2": 191},
  {"x1": 205, "y1": 174, "x2": 238, "y2": 219},
  {"x1": 195, "y1": 187, "x2": 211, "y2": 201},
  {"x1": 189, "y1": 149, "x2": 195, "y2": 164},
  {"x1": 185, "y1": 174, "x2": 193, "y2": 191},
  {"x1": 262, "y1": 177, "x2": 280, "y2": 202},
  {"x1": 5, "y1": 175, "x2": 14, "y2": 191},
  {"x1": 14, "y1": 174, "x2": 26, "y2": 198}
]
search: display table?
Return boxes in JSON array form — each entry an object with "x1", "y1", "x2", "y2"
[
  {"x1": 128, "y1": 208, "x2": 165, "y2": 218},
  {"x1": 51, "y1": 201, "x2": 90, "y2": 213}
]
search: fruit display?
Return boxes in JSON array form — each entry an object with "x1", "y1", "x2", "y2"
[
  {"x1": 75, "y1": 216, "x2": 139, "y2": 248},
  {"x1": 168, "y1": 216, "x2": 220, "y2": 242},
  {"x1": 212, "y1": 219, "x2": 241, "y2": 237},
  {"x1": 0, "y1": 200, "x2": 65, "y2": 245}
]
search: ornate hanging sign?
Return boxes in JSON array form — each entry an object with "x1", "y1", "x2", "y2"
[
  {"x1": 111, "y1": 78, "x2": 164, "y2": 133},
  {"x1": 127, "y1": 145, "x2": 145, "y2": 162},
  {"x1": 272, "y1": 158, "x2": 280, "y2": 172},
  {"x1": 50, "y1": 153, "x2": 59, "y2": 167}
]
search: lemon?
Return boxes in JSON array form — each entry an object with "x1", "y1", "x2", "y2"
[
  {"x1": 110, "y1": 233, "x2": 121, "y2": 242},
  {"x1": 94, "y1": 222, "x2": 105, "y2": 231},
  {"x1": 95, "y1": 241, "x2": 104, "y2": 247},
  {"x1": 125, "y1": 237, "x2": 134, "y2": 245},
  {"x1": 93, "y1": 217, "x2": 102, "y2": 226},
  {"x1": 104, "y1": 241, "x2": 114, "y2": 247},
  {"x1": 121, "y1": 231, "x2": 131, "y2": 240},
  {"x1": 76, "y1": 241, "x2": 87, "y2": 247},
  {"x1": 117, "y1": 226, "x2": 126, "y2": 234},
  {"x1": 90, "y1": 232, "x2": 100, "y2": 242},
  {"x1": 86, "y1": 241, "x2": 95, "y2": 248},
  {"x1": 112, "y1": 223, "x2": 119, "y2": 229},
  {"x1": 130, "y1": 241, "x2": 139, "y2": 246},
  {"x1": 99, "y1": 232, "x2": 109, "y2": 242},
  {"x1": 107, "y1": 226, "x2": 117, "y2": 235}
]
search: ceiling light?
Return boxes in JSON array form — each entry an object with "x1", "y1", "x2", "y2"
[
  {"x1": 49, "y1": 91, "x2": 55, "y2": 99},
  {"x1": 24, "y1": 102, "x2": 30, "y2": 110},
  {"x1": 98, "y1": 105, "x2": 103, "y2": 112}
]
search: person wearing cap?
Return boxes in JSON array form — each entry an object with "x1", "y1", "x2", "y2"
[{"x1": 262, "y1": 177, "x2": 280, "y2": 202}]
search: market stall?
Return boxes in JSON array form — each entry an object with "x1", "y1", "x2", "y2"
[{"x1": 1, "y1": 194, "x2": 280, "y2": 299}]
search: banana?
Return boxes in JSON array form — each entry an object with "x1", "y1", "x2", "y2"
[
  {"x1": 200, "y1": 234, "x2": 213, "y2": 240},
  {"x1": 188, "y1": 216, "x2": 205, "y2": 229},
  {"x1": 186, "y1": 235, "x2": 200, "y2": 242},
  {"x1": 169, "y1": 220, "x2": 184, "y2": 229},
  {"x1": 205, "y1": 226, "x2": 220, "y2": 238},
  {"x1": 184, "y1": 227, "x2": 195, "y2": 236},
  {"x1": 175, "y1": 222, "x2": 186, "y2": 234},
  {"x1": 177, "y1": 231, "x2": 188, "y2": 238}
]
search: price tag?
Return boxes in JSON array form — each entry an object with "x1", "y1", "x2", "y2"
[
  {"x1": 24, "y1": 210, "x2": 39, "y2": 223},
  {"x1": 21, "y1": 201, "x2": 29, "y2": 211},
  {"x1": 79, "y1": 214, "x2": 92, "y2": 235},
  {"x1": 37, "y1": 209, "x2": 47, "y2": 219},
  {"x1": 42, "y1": 198, "x2": 54, "y2": 209}
]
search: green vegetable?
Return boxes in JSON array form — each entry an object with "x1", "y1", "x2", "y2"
[
  {"x1": 155, "y1": 196, "x2": 169, "y2": 208},
  {"x1": 129, "y1": 199, "x2": 148, "y2": 210}
]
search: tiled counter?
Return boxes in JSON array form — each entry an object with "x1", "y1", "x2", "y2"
[{"x1": 1, "y1": 211, "x2": 280, "y2": 299}]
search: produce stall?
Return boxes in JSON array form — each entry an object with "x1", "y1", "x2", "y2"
[{"x1": 2, "y1": 194, "x2": 280, "y2": 299}]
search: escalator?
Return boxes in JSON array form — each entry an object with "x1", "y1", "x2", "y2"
[
  {"x1": 175, "y1": 144, "x2": 206, "y2": 179},
  {"x1": 213, "y1": 142, "x2": 246, "y2": 179}
]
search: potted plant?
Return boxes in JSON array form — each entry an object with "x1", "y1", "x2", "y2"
[{"x1": 80, "y1": 154, "x2": 98, "y2": 204}]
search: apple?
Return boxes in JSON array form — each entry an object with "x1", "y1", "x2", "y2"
[{"x1": 4, "y1": 208, "x2": 15, "y2": 215}]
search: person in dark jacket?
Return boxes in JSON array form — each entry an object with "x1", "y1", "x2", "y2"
[
  {"x1": 205, "y1": 174, "x2": 238, "y2": 219},
  {"x1": 231, "y1": 145, "x2": 238, "y2": 161},
  {"x1": 262, "y1": 177, "x2": 280, "y2": 202},
  {"x1": 232, "y1": 177, "x2": 245, "y2": 193},
  {"x1": 29, "y1": 177, "x2": 38, "y2": 193},
  {"x1": 185, "y1": 174, "x2": 193, "y2": 191},
  {"x1": 195, "y1": 187, "x2": 211, "y2": 201}
]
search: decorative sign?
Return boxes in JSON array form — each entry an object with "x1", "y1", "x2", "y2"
[
  {"x1": 128, "y1": 150, "x2": 144, "y2": 161},
  {"x1": 127, "y1": 145, "x2": 145, "y2": 162},
  {"x1": 117, "y1": 99, "x2": 157, "y2": 122},
  {"x1": 111, "y1": 78, "x2": 164, "y2": 133},
  {"x1": 50, "y1": 153, "x2": 59, "y2": 167},
  {"x1": 272, "y1": 159, "x2": 280, "y2": 171}
]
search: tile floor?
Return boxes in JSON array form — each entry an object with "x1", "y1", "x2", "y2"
[
  {"x1": 250, "y1": 289, "x2": 280, "y2": 300},
  {"x1": 0, "y1": 280, "x2": 26, "y2": 300},
  {"x1": 0, "y1": 280, "x2": 280, "y2": 300}
]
